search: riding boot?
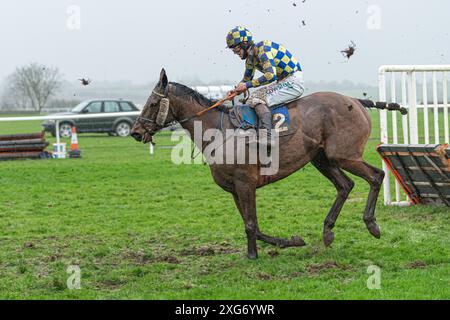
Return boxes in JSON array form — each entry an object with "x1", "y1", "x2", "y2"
[
  {"x1": 254, "y1": 104, "x2": 273, "y2": 148},
  {"x1": 254, "y1": 104, "x2": 273, "y2": 167}
]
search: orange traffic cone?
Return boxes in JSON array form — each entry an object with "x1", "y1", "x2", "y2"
[{"x1": 68, "y1": 126, "x2": 82, "y2": 158}]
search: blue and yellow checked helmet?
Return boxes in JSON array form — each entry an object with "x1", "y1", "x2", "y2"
[{"x1": 226, "y1": 26, "x2": 253, "y2": 48}]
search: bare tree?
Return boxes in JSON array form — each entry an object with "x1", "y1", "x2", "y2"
[
  {"x1": 5, "y1": 63, "x2": 62, "y2": 112},
  {"x1": 0, "y1": 79, "x2": 29, "y2": 111}
]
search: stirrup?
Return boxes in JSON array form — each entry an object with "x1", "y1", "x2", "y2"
[{"x1": 260, "y1": 143, "x2": 272, "y2": 168}]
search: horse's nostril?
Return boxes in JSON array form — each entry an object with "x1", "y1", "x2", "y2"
[{"x1": 131, "y1": 132, "x2": 142, "y2": 141}]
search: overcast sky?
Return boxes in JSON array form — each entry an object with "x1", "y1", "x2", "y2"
[{"x1": 0, "y1": 0, "x2": 448, "y2": 86}]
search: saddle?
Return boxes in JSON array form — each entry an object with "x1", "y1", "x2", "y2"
[{"x1": 228, "y1": 103, "x2": 299, "y2": 137}]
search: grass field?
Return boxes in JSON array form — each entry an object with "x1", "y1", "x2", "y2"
[{"x1": 0, "y1": 111, "x2": 449, "y2": 299}]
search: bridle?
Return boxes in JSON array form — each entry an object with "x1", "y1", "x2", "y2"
[
  {"x1": 135, "y1": 90, "x2": 175, "y2": 136},
  {"x1": 136, "y1": 89, "x2": 237, "y2": 135}
]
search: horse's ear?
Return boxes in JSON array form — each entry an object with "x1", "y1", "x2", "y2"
[{"x1": 159, "y1": 68, "x2": 168, "y2": 89}]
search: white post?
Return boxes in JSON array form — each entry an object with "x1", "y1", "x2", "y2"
[
  {"x1": 433, "y1": 72, "x2": 440, "y2": 144},
  {"x1": 407, "y1": 71, "x2": 419, "y2": 144},
  {"x1": 149, "y1": 142, "x2": 154, "y2": 155},
  {"x1": 391, "y1": 73, "x2": 398, "y2": 144},
  {"x1": 402, "y1": 72, "x2": 409, "y2": 144},
  {"x1": 55, "y1": 120, "x2": 60, "y2": 146},
  {"x1": 390, "y1": 73, "x2": 401, "y2": 202},
  {"x1": 54, "y1": 120, "x2": 62, "y2": 159},
  {"x1": 422, "y1": 72, "x2": 429, "y2": 144},
  {"x1": 379, "y1": 72, "x2": 389, "y2": 144},
  {"x1": 378, "y1": 70, "x2": 391, "y2": 205},
  {"x1": 443, "y1": 71, "x2": 449, "y2": 144}
]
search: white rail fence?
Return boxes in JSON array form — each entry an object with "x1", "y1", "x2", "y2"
[
  {"x1": 0, "y1": 111, "x2": 158, "y2": 154},
  {"x1": 192, "y1": 85, "x2": 234, "y2": 100},
  {"x1": 0, "y1": 86, "x2": 235, "y2": 157},
  {"x1": 378, "y1": 65, "x2": 450, "y2": 205}
]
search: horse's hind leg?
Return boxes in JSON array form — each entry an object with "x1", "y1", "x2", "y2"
[
  {"x1": 336, "y1": 159, "x2": 385, "y2": 238},
  {"x1": 312, "y1": 152, "x2": 355, "y2": 246}
]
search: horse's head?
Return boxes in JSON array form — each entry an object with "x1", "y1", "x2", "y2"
[{"x1": 131, "y1": 68, "x2": 175, "y2": 143}]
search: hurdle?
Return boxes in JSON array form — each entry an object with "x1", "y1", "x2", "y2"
[{"x1": 378, "y1": 65, "x2": 450, "y2": 205}]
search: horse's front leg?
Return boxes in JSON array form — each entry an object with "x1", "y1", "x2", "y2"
[
  {"x1": 255, "y1": 231, "x2": 306, "y2": 248},
  {"x1": 233, "y1": 181, "x2": 258, "y2": 259},
  {"x1": 233, "y1": 192, "x2": 306, "y2": 250}
]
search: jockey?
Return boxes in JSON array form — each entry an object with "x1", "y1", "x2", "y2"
[{"x1": 226, "y1": 26, "x2": 305, "y2": 145}]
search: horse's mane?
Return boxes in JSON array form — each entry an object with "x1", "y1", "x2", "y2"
[{"x1": 170, "y1": 82, "x2": 215, "y2": 107}]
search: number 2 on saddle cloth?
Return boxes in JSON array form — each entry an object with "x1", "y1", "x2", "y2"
[{"x1": 232, "y1": 92, "x2": 298, "y2": 136}]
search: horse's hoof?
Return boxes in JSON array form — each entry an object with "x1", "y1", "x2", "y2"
[
  {"x1": 247, "y1": 252, "x2": 258, "y2": 259},
  {"x1": 366, "y1": 222, "x2": 381, "y2": 239},
  {"x1": 291, "y1": 235, "x2": 306, "y2": 246},
  {"x1": 323, "y1": 230, "x2": 335, "y2": 247}
]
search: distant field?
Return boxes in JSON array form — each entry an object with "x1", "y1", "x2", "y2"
[{"x1": 0, "y1": 111, "x2": 448, "y2": 299}]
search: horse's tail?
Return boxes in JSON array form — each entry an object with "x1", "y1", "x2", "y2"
[{"x1": 357, "y1": 99, "x2": 408, "y2": 115}]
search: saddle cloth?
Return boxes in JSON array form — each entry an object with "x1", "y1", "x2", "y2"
[{"x1": 229, "y1": 104, "x2": 299, "y2": 137}]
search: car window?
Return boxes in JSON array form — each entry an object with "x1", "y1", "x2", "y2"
[
  {"x1": 84, "y1": 101, "x2": 102, "y2": 113},
  {"x1": 71, "y1": 101, "x2": 90, "y2": 112},
  {"x1": 104, "y1": 101, "x2": 120, "y2": 113},
  {"x1": 119, "y1": 102, "x2": 134, "y2": 111}
]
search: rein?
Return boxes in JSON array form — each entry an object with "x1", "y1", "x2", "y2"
[
  {"x1": 177, "y1": 91, "x2": 237, "y2": 125},
  {"x1": 137, "y1": 91, "x2": 237, "y2": 130}
]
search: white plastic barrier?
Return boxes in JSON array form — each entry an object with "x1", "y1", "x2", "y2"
[
  {"x1": 191, "y1": 85, "x2": 234, "y2": 100},
  {"x1": 378, "y1": 65, "x2": 450, "y2": 205}
]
